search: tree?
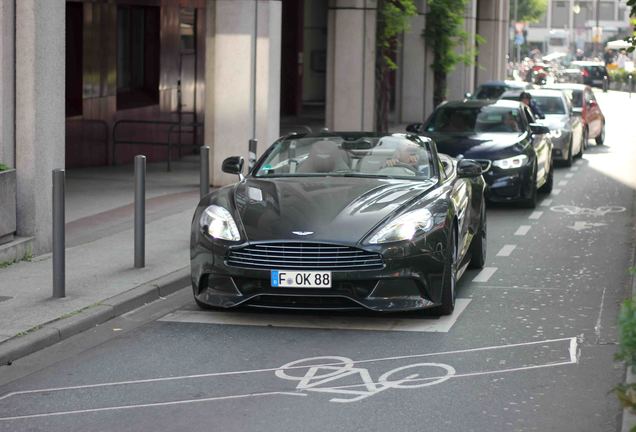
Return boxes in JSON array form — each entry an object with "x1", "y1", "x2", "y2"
[
  {"x1": 510, "y1": 0, "x2": 548, "y2": 24},
  {"x1": 422, "y1": 0, "x2": 482, "y2": 108},
  {"x1": 375, "y1": 0, "x2": 417, "y2": 132},
  {"x1": 627, "y1": 0, "x2": 636, "y2": 53}
]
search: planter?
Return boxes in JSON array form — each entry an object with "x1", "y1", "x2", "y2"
[{"x1": 0, "y1": 169, "x2": 17, "y2": 245}]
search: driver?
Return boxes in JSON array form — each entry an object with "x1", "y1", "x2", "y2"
[{"x1": 385, "y1": 142, "x2": 428, "y2": 175}]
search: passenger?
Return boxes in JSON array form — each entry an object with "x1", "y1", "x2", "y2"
[{"x1": 520, "y1": 92, "x2": 545, "y2": 119}]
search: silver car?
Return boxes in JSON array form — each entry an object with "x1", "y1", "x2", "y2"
[{"x1": 528, "y1": 89, "x2": 584, "y2": 167}]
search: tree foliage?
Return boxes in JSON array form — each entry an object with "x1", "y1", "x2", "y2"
[
  {"x1": 627, "y1": 0, "x2": 636, "y2": 53},
  {"x1": 375, "y1": 0, "x2": 417, "y2": 132},
  {"x1": 510, "y1": 0, "x2": 548, "y2": 24},
  {"x1": 422, "y1": 0, "x2": 482, "y2": 108}
]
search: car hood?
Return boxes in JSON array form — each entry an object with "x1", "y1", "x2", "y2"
[
  {"x1": 231, "y1": 176, "x2": 436, "y2": 243},
  {"x1": 422, "y1": 132, "x2": 528, "y2": 159},
  {"x1": 536, "y1": 115, "x2": 568, "y2": 130}
]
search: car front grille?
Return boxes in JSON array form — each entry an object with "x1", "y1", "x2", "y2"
[{"x1": 226, "y1": 242, "x2": 384, "y2": 271}]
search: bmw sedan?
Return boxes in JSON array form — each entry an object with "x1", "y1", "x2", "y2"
[
  {"x1": 191, "y1": 133, "x2": 486, "y2": 315},
  {"x1": 406, "y1": 99, "x2": 553, "y2": 208}
]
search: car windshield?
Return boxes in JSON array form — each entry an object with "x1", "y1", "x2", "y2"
[
  {"x1": 425, "y1": 106, "x2": 524, "y2": 133},
  {"x1": 254, "y1": 135, "x2": 435, "y2": 180},
  {"x1": 533, "y1": 96, "x2": 566, "y2": 114},
  {"x1": 570, "y1": 90, "x2": 583, "y2": 107}
]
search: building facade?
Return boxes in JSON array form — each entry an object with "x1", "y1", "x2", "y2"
[{"x1": 0, "y1": 0, "x2": 510, "y2": 256}]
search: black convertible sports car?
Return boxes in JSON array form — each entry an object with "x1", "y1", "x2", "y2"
[{"x1": 190, "y1": 132, "x2": 486, "y2": 315}]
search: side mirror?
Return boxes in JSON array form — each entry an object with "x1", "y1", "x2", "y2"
[
  {"x1": 529, "y1": 123, "x2": 551, "y2": 135},
  {"x1": 406, "y1": 123, "x2": 424, "y2": 134},
  {"x1": 464, "y1": 92, "x2": 472, "y2": 99},
  {"x1": 457, "y1": 159, "x2": 483, "y2": 178},
  {"x1": 222, "y1": 156, "x2": 245, "y2": 180},
  {"x1": 571, "y1": 107, "x2": 583, "y2": 116}
]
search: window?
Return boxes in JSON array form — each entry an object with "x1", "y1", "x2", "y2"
[
  {"x1": 551, "y1": 1, "x2": 569, "y2": 28},
  {"x1": 599, "y1": 2, "x2": 614, "y2": 20},
  {"x1": 66, "y1": 2, "x2": 83, "y2": 117},
  {"x1": 116, "y1": 6, "x2": 160, "y2": 110}
]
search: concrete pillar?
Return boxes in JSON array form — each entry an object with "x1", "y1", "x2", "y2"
[
  {"x1": 448, "y1": 0, "x2": 478, "y2": 99},
  {"x1": 204, "y1": 0, "x2": 281, "y2": 187},
  {"x1": 15, "y1": 0, "x2": 65, "y2": 254},
  {"x1": 325, "y1": 0, "x2": 376, "y2": 131},
  {"x1": 476, "y1": 0, "x2": 509, "y2": 84},
  {"x1": 0, "y1": 0, "x2": 15, "y2": 168},
  {"x1": 397, "y1": 1, "x2": 426, "y2": 123}
]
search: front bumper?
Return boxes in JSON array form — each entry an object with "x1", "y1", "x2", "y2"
[
  {"x1": 191, "y1": 236, "x2": 449, "y2": 313},
  {"x1": 481, "y1": 163, "x2": 534, "y2": 203}
]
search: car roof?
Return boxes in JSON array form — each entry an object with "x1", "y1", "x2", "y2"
[
  {"x1": 288, "y1": 131, "x2": 434, "y2": 145},
  {"x1": 478, "y1": 80, "x2": 530, "y2": 88},
  {"x1": 543, "y1": 83, "x2": 588, "y2": 91},
  {"x1": 527, "y1": 88, "x2": 567, "y2": 98},
  {"x1": 570, "y1": 61, "x2": 605, "y2": 67},
  {"x1": 439, "y1": 99, "x2": 522, "y2": 109}
]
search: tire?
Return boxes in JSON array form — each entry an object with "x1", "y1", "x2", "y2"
[
  {"x1": 521, "y1": 166, "x2": 538, "y2": 208},
  {"x1": 538, "y1": 161, "x2": 553, "y2": 194},
  {"x1": 596, "y1": 123, "x2": 605, "y2": 145},
  {"x1": 582, "y1": 127, "x2": 589, "y2": 150},
  {"x1": 564, "y1": 138, "x2": 573, "y2": 167},
  {"x1": 469, "y1": 203, "x2": 487, "y2": 269},
  {"x1": 575, "y1": 130, "x2": 585, "y2": 158},
  {"x1": 438, "y1": 226, "x2": 457, "y2": 316}
]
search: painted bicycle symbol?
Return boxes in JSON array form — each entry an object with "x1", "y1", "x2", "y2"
[
  {"x1": 275, "y1": 356, "x2": 455, "y2": 403},
  {"x1": 550, "y1": 205, "x2": 626, "y2": 217}
]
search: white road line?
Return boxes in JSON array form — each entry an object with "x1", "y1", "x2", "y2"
[
  {"x1": 514, "y1": 225, "x2": 531, "y2": 236},
  {"x1": 565, "y1": 173, "x2": 574, "y2": 178},
  {"x1": 558, "y1": 180, "x2": 568, "y2": 186},
  {"x1": 552, "y1": 188, "x2": 561, "y2": 196},
  {"x1": 540, "y1": 199, "x2": 553, "y2": 207},
  {"x1": 472, "y1": 267, "x2": 497, "y2": 283},
  {"x1": 571, "y1": 167, "x2": 579, "y2": 172},
  {"x1": 496, "y1": 245, "x2": 516, "y2": 257},
  {"x1": 528, "y1": 211, "x2": 543, "y2": 220},
  {"x1": 158, "y1": 299, "x2": 472, "y2": 333},
  {"x1": 594, "y1": 286, "x2": 608, "y2": 344},
  {"x1": 0, "y1": 337, "x2": 578, "y2": 406},
  {"x1": 473, "y1": 285, "x2": 565, "y2": 291}
]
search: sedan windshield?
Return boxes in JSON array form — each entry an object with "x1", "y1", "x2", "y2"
[
  {"x1": 533, "y1": 96, "x2": 566, "y2": 114},
  {"x1": 425, "y1": 106, "x2": 524, "y2": 133},
  {"x1": 254, "y1": 135, "x2": 435, "y2": 180}
]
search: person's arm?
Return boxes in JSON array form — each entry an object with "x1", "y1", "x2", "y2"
[{"x1": 531, "y1": 100, "x2": 545, "y2": 119}]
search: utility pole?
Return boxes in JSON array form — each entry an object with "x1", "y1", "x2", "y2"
[
  {"x1": 514, "y1": 0, "x2": 520, "y2": 64},
  {"x1": 595, "y1": 0, "x2": 601, "y2": 58}
]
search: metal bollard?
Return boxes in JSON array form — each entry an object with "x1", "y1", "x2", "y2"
[
  {"x1": 134, "y1": 155, "x2": 145, "y2": 268},
  {"x1": 603, "y1": 75, "x2": 608, "y2": 93},
  {"x1": 248, "y1": 139, "x2": 257, "y2": 173},
  {"x1": 52, "y1": 169, "x2": 65, "y2": 298},
  {"x1": 200, "y1": 146, "x2": 210, "y2": 199}
]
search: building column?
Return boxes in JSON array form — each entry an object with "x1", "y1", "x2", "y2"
[
  {"x1": 15, "y1": 0, "x2": 65, "y2": 254},
  {"x1": 325, "y1": 0, "x2": 376, "y2": 131},
  {"x1": 204, "y1": 0, "x2": 281, "y2": 187},
  {"x1": 448, "y1": 0, "x2": 478, "y2": 99},
  {"x1": 397, "y1": 1, "x2": 426, "y2": 123},
  {"x1": 0, "y1": 0, "x2": 15, "y2": 168},
  {"x1": 476, "y1": 0, "x2": 509, "y2": 84}
]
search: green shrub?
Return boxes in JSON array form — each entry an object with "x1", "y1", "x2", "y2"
[
  {"x1": 615, "y1": 274, "x2": 636, "y2": 426},
  {"x1": 0, "y1": 163, "x2": 9, "y2": 172}
]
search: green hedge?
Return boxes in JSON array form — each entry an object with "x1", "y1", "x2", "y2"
[
  {"x1": 0, "y1": 163, "x2": 8, "y2": 172},
  {"x1": 609, "y1": 69, "x2": 634, "y2": 84}
]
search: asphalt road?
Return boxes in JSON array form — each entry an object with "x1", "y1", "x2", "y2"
[{"x1": 1, "y1": 89, "x2": 635, "y2": 432}]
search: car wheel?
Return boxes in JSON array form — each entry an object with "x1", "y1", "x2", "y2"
[
  {"x1": 469, "y1": 204, "x2": 487, "y2": 269},
  {"x1": 596, "y1": 123, "x2": 605, "y2": 145},
  {"x1": 583, "y1": 127, "x2": 589, "y2": 150},
  {"x1": 438, "y1": 226, "x2": 457, "y2": 316},
  {"x1": 521, "y1": 165, "x2": 538, "y2": 208},
  {"x1": 575, "y1": 130, "x2": 585, "y2": 158},
  {"x1": 564, "y1": 138, "x2": 573, "y2": 167},
  {"x1": 539, "y1": 161, "x2": 553, "y2": 194}
]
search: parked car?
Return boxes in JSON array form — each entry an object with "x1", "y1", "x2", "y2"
[
  {"x1": 466, "y1": 80, "x2": 533, "y2": 100},
  {"x1": 191, "y1": 132, "x2": 487, "y2": 316},
  {"x1": 406, "y1": 99, "x2": 553, "y2": 208},
  {"x1": 570, "y1": 61, "x2": 608, "y2": 88},
  {"x1": 502, "y1": 88, "x2": 584, "y2": 166},
  {"x1": 542, "y1": 83, "x2": 605, "y2": 146}
]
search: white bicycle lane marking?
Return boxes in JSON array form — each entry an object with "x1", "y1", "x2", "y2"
[
  {"x1": 0, "y1": 337, "x2": 579, "y2": 419},
  {"x1": 550, "y1": 205, "x2": 626, "y2": 217}
]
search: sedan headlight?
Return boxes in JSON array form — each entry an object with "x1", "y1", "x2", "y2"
[
  {"x1": 550, "y1": 129, "x2": 562, "y2": 138},
  {"x1": 492, "y1": 154, "x2": 528, "y2": 170},
  {"x1": 200, "y1": 205, "x2": 241, "y2": 241},
  {"x1": 368, "y1": 208, "x2": 434, "y2": 244}
]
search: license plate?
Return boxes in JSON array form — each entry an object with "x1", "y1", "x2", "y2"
[{"x1": 271, "y1": 270, "x2": 332, "y2": 288}]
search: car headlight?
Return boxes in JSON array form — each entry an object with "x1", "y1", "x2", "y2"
[
  {"x1": 550, "y1": 129, "x2": 562, "y2": 138},
  {"x1": 368, "y1": 208, "x2": 434, "y2": 244},
  {"x1": 200, "y1": 205, "x2": 241, "y2": 241},
  {"x1": 492, "y1": 154, "x2": 528, "y2": 170}
]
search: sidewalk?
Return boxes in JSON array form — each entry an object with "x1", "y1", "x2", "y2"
[{"x1": 0, "y1": 159, "x2": 202, "y2": 365}]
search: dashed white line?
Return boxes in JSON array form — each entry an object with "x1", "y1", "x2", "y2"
[
  {"x1": 552, "y1": 188, "x2": 561, "y2": 196},
  {"x1": 558, "y1": 180, "x2": 568, "y2": 186},
  {"x1": 472, "y1": 267, "x2": 497, "y2": 283},
  {"x1": 496, "y1": 245, "x2": 516, "y2": 257},
  {"x1": 514, "y1": 225, "x2": 531, "y2": 236},
  {"x1": 528, "y1": 211, "x2": 543, "y2": 220},
  {"x1": 565, "y1": 173, "x2": 574, "y2": 178},
  {"x1": 540, "y1": 199, "x2": 553, "y2": 207}
]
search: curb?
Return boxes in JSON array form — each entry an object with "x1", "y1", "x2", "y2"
[{"x1": 0, "y1": 267, "x2": 190, "y2": 366}]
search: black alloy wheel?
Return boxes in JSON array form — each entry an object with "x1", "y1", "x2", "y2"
[
  {"x1": 438, "y1": 226, "x2": 457, "y2": 316},
  {"x1": 583, "y1": 127, "x2": 589, "y2": 150},
  {"x1": 564, "y1": 138, "x2": 573, "y2": 167},
  {"x1": 468, "y1": 203, "x2": 487, "y2": 269},
  {"x1": 539, "y1": 160, "x2": 554, "y2": 194},
  {"x1": 522, "y1": 163, "x2": 538, "y2": 208},
  {"x1": 575, "y1": 130, "x2": 585, "y2": 158}
]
